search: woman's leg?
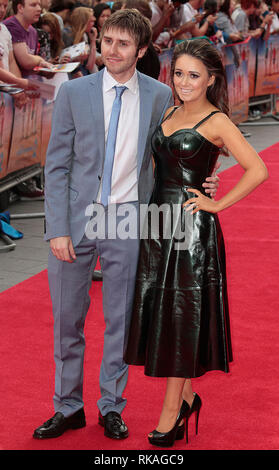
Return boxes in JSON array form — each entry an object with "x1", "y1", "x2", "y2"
[
  {"x1": 150, "y1": 377, "x2": 194, "y2": 434},
  {"x1": 182, "y1": 378, "x2": 195, "y2": 406}
]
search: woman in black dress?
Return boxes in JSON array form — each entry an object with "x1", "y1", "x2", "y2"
[{"x1": 124, "y1": 38, "x2": 268, "y2": 447}]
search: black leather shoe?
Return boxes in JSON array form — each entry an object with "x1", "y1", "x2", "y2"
[
  {"x1": 33, "y1": 408, "x2": 86, "y2": 439},
  {"x1": 98, "y1": 411, "x2": 129, "y2": 439},
  {"x1": 92, "y1": 270, "x2": 103, "y2": 281}
]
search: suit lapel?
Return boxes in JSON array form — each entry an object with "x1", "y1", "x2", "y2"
[
  {"x1": 137, "y1": 72, "x2": 153, "y2": 177},
  {"x1": 88, "y1": 69, "x2": 105, "y2": 161}
]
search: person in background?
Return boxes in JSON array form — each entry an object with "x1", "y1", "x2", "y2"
[
  {"x1": 215, "y1": 0, "x2": 244, "y2": 42},
  {"x1": 172, "y1": 0, "x2": 217, "y2": 40},
  {"x1": 111, "y1": 0, "x2": 127, "y2": 12},
  {"x1": 198, "y1": 0, "x2": 225, "y2": 42},
  {"x1": 248, "y1": 0, "x2": 263, "y2": 29},
  {"x1": 64, "y1": 6, "x2": 98, "y2": 76},
  {"x1": 0, "y1": 0, "x2": 38, "y2": 105},
  {"x1": 93, "y1": 2, "x2": 111, "y2": 68},
  {"x1": 231, "y1": 0, "x2": 241, "y2": 18},
  {"x1": 3, "y1": 0, "x2": 51, "y2": 197},
  {"x1": 39, "y1": 12, "x2": 71, "y2": 63},
  {"x1": 41, "y1": 0, "x2": 51, "y2": 13},
  {"x1": 232, "y1": 0, "x2": 271, "y2": 37},
  {"x1": 200, "y1": 0, "x2": 218, "y2": 35},
  {"x1": 93, "y1": 1, "x2": 111, "y2": 35},
  {"x1": 75, "y1": 0, "x2": 94, "y2": 6},
  {"x1": 49, "y1": 0, "x2": 75, "y2": 34},
  {"x1": 36, "y1": 20, "x2": 52, "y2": 62},
  {"x1": 126, "y1": 0, "x2": 161, "y2": 79},
  {"x1": 150, "y1": 0, "x2": 175, "y2": 47},
  {"x1": 248, "y1": 0, "x2": 273, "y2": 35},
  {"x1": 265, "y1": 0, "x2": 279, "y2": 34},
  {"x1": 3, "y1": 0, "x2": 52, "y2": 76}
]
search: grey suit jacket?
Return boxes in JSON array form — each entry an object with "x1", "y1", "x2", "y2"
[{"x1": 44, "y1": 69, "x2": 173, "y2": 247}]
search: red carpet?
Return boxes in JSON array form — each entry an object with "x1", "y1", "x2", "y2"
[{"x1": 0, "y1": 143, "x2": 279, "y2": 451}]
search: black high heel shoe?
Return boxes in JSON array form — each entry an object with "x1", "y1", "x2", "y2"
[
  {"x1": 176, "y1": 423, "x2": 185, "y2": 440},
  {"x1": 185, "y1": 393, "x2": 202, "y2": 443},
  {"x1": 148, "y1": 400, "x2": 190, "y2": 448}
]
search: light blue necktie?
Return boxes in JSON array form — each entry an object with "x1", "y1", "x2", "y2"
[{"x1": 101, "y1": 85, "x2": 127, "y2": 206}]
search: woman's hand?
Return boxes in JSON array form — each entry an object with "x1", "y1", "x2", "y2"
[
  {"x1": 59, "y1": 53, "x2": 71, "y2": 64},
  {"x1": 183, "y1": 188, "x2": 220, "y2": 214},
  {"x1": 88, "y1": 26, "x2": 98, "y2": 43}
]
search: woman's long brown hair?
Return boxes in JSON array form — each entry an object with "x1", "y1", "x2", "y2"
[{"x1": 171, "y1": 38, "x2": 230, "y2": 117}]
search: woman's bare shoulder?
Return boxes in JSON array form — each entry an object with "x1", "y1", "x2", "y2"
[{"x1": 163, "y1": 105, "x2": 177, "y2": 120}]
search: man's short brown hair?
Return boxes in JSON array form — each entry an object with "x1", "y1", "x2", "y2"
[
  {"x1": 100, "y1": 8, "x2": 152, "y2": 52},
  {"x1": 240, "y1": 0, "x2": 258, "y2": 8},
  {"x1": 12, "y1": 0, "x2": 24, "y2": 14}
]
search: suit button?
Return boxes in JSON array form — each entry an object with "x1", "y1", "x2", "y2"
[{"x1": 98, "y1": 175, "x2": 101, "y2": 180}]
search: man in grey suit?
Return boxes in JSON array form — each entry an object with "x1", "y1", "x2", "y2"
[{"x1": 33, "y1": 9, "x2": 218, "y2": 440}]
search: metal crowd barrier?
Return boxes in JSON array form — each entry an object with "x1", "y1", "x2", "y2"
[{"x1": 0, "y1": 93, "x2": 53, "y2": 251}]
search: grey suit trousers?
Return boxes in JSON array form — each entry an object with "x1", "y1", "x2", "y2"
[{"x1": 47, "y1": 202, "x2": 140, "y2": 417}]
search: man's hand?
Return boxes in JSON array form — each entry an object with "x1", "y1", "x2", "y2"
[
  {"x1": 34, "y1": 59, "x2": 55, "y2": 78},
  {"x1": 202, "y1": 160, "x2": 221, "y2": 198},
  {"x1": 162, "y1": 2, "x2": 175, "y2": 18},
  {"x1": 230, "y1": 32, "x2": 244, "y2": 42},
  {"x1": 25, "y1": 79, "x2": 40, "y2": 91},
  {"x1": 206, "y1": 14, "x2": 218, "y2": 25},
  {"x1": 50, "y1": 236, "x2": 76, "y2": 263}
]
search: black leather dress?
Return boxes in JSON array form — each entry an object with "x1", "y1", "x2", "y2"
[{"x1": 124, "y1": 109, "x2": 233, "y2": 378}]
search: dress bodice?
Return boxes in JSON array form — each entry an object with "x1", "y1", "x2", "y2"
[{"x1": 151, "y1": 109, "x2": 221, "y2": 193}]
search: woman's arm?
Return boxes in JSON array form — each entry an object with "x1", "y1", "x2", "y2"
[
  {"x1": 184, "y1": 113, "x2": 268, "y2": 214},
  {"x1": 86, "y1": 28, "x2": 98, "y2": 73}
]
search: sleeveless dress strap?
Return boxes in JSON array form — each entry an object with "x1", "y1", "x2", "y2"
[
  {"x1": 193, "y1": 111, "x2": 221, "y2": 130},
  {"x1": 161, "y1": 106, "x2": 179, "y2": 125}
]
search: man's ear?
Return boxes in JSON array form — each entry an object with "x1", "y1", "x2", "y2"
[
  {"x1": 137, "y1": 46, "x2": 148, "y2": 59},
  {"x1": 17, "y1": 3, "x2": 24, "y2": 14}
]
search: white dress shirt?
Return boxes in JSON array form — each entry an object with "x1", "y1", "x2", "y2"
[
  {"x1": 270, "y1": 13, "x2": 279, "y2": 34},
  {"x1": 0, "y1": 24, "x2": 13, "y2": 72},
  {"x1": 97, "y1": 67, "x2": 140, "y2": 204}
]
